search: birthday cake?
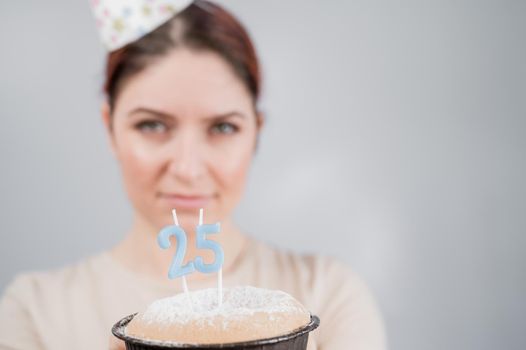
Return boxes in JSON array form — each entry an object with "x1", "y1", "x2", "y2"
[
  {"x1": 112, "y1": 209, "x2": 319, "y2": 349},
  {"x1": 125, "y1": 286, "x2": 312, "y2": 345}
]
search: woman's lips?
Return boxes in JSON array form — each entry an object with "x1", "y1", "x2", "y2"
[{"x1": 158, "y1": 193, "x2": 212, "y2": 209}]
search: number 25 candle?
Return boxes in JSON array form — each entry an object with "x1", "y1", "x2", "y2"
[{"x1": 157, "y1": 208, "x2": 224, "y2": 304}]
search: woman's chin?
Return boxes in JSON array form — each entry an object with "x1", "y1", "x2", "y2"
[
  {"x1": 157, "y1": 193, "x2": 214, "y2": 212},
  {"x1": 158, "y1": 208, "x2": 219, "y2": 227},
  {"x1": 148, "y1": 200, "x2": 226, "y2": 229}
]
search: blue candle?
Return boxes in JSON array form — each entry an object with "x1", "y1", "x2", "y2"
[
  {"x1": 194, "y1": 223, "x2": 224, "y2": 274},
  {"x1": 157, "y1": 209, "x2": 224, "y2": 280},
  {"x1": 158, "y1": 225, "x2": 196, "y2": 279}
]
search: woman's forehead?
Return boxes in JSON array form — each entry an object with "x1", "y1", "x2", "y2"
[{"x1": 115, "y1": 49, "x2": 253, "y2": 117}]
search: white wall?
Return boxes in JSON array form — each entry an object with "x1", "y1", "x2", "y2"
[{"x1": 1, "y1": 1, "x2": 525, "y2": 349}]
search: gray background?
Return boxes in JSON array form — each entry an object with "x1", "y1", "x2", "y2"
[{"x1": 1, "y1": 1, "x2": 525, "y2": 349}]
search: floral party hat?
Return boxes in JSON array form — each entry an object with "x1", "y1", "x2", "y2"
[{"x1": 90, "y1": 0, "x2": 194, "y2": 51}]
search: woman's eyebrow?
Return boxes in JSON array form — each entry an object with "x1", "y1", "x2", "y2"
[
  {"x1": 204, "y1": 111, "x2": 246, "y2": 121},
  {"x1": 128, "y1": 107, "x2": 174, "y2": 120}
]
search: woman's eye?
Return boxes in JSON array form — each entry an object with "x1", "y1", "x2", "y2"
[
  {"x1": 135, "y1": 120, "x2": 167, "y2": 133},
  {"x1": 210, "y1": 122, "x2": 239, "y2": 135}
]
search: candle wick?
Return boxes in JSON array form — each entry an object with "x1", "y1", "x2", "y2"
[
  {"x1": 218, "y1": 268, "x2": 223, "y2": 307},
  {"x1": 182, "y1": 276, "x2": 193, "y2": 312},
  {"x1": 173, "y1": 208, "x2": 193, "y2": 311}
]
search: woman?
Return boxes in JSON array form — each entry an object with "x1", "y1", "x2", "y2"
[{"x1": 0, "y1": 1, "x2": 386, "y2": 349}]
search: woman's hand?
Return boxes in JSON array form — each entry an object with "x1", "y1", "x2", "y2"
[{"x1": 109, "y1": 334, "x2": 126, "y2": 350}]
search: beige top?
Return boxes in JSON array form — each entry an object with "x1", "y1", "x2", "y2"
[{"x1": 0, "y1": 238, "x2": 386, "y2": 350}]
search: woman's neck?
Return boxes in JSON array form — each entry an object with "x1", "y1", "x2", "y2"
[{"x1": 111, "y1": 213, "x2": 248, "y2": 283}]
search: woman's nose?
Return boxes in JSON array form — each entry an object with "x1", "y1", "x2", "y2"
[{"x1": 166, "y1": 134, "x2": 206, "y2": 182}]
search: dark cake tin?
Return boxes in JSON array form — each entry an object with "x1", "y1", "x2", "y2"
[{"x1": 112, "y1": 313, "x2": 320, "y2": 350}]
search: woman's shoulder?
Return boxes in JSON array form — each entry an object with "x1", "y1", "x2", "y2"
[
  {"x1": 247, "y1": 237, "x2": 375, "y2": 306},
  {"x1": 248, "y1": 238, "x2": 387, "y2": 349},
  {"x1": 1, "y1": 252, "x2": 110, "y2": 304},
  {"x1": 0, "y1": 253, "x2": 115, "y2": 349}
]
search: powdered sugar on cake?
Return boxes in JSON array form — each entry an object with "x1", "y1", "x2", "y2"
[{"x1": 136, "y1": 286, "x2": 307, "y2": 327}]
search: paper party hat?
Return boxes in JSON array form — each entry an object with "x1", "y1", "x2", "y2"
[{"x1": 90, "y1": 0, "x2": 194, "y2": 51}]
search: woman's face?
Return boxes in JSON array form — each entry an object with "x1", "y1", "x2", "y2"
[{"x1": 104, "y1": 49, "x2": 260, "y2": 231}]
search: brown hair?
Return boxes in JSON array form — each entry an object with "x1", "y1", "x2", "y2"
[{"x1": 103, "y1": 0, "x2": 261, "y2": 112}]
